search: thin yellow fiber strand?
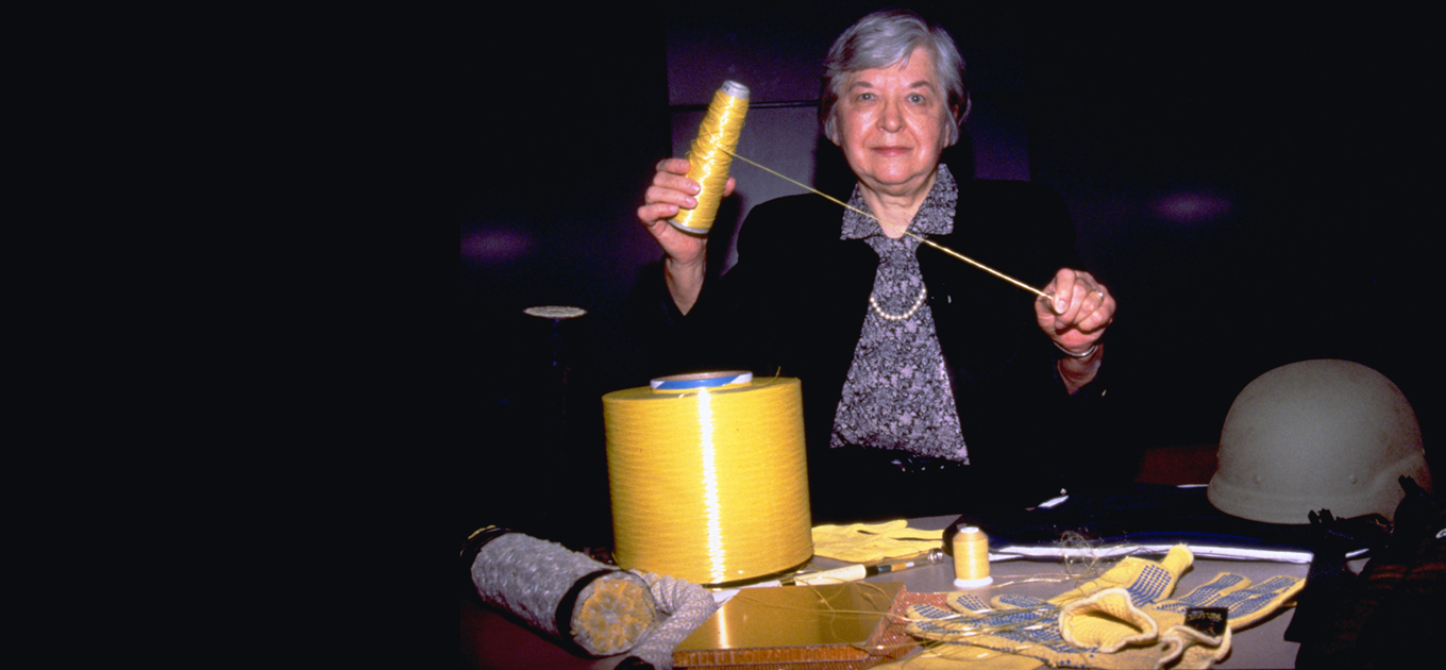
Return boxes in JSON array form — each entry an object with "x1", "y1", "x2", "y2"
[
  {"x1": 603, "y1": 378, "x2": 812, "y2": 585},
  {"x1": 671, "y1": 86, "x2": 749, "y2": 234},
  {"x1": 724, "y1": 149, "x2": 1051, "y2": 300},
  {"x1": 728, "y1": 582, "x2": 895, "y2": 619}
]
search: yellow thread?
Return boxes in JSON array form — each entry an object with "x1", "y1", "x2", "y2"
[
  {"x1": 724, "y1": 148, "x2": 1053, "y2": 301},
  {"x1": 671, "y1": 81, "x2": 750, "y2": 235},
  {"x1": 603, "y1": 376, "x2": 811, "y2": 585},
  {"x1": 952, "y1": 525, "x2": 993, "y2": 588}
]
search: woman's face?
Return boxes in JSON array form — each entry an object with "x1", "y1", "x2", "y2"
[{"x1": 830, "y1": 47, "x2": 955, "y2": 200}]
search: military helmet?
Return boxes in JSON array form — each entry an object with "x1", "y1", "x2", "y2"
[{"x1": 1207, "y1": 359, "x2": 1432, "y2": 524}]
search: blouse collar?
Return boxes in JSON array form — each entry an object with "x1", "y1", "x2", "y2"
[{"x1": 839, "y1": 164, "x2": 958, "y2": 240}]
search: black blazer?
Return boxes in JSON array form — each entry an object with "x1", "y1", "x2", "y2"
[{"x1": 630, "y1": 177, "x2": 1113, "y2": 519}]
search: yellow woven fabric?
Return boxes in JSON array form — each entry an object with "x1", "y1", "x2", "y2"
[{"x1": 811, "y1": 520, "x2": 944, "y2": 563}]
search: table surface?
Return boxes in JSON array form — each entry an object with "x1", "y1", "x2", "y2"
[{"x1": 460, "y1": 516, "x2": 1315, "y2": 669}]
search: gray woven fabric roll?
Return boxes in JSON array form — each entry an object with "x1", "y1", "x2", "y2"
[
  {"x1": 470, "y1": 531, "x2": 658, "y2": 656},
  {"x1": 628, "y1": 572, "x2": 720, "y2": 670}
]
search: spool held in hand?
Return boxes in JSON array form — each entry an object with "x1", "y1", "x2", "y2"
[{"x1": 670, "y1": 81, "x2": 749, "y2": 236}]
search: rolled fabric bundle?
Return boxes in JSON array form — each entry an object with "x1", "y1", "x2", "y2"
[
  {"x1": 463, "y1": 527, "x2": 659, "y2": 656},
  {"x1": 626, "y1": 571, "x2": 720, "y2": 670}
]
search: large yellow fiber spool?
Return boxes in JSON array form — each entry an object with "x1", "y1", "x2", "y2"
[{"x1": 603, "y1": 373, "x2": 813, "y2": 585}]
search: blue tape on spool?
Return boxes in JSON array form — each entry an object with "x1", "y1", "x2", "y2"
[{"x1": 650, "y1": 371, "x2": 753, "y2": 391}]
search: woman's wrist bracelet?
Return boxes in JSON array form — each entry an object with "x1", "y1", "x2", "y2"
[{"x1": 1055, "y1": 342, "x2": 1098, "y2": 358}]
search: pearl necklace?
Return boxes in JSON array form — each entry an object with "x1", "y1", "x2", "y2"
[{"x1": 869, "y1": 286, "x2": 927, "y2": 321}]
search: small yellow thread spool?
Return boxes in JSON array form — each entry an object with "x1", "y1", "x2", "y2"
[
  {"x1": 603, "y1": 373, "x2": 812, "y2": 585},
  {"x1": 952, "y1": 525, "x2": 993, "y2": 588},
  {"x1": 670, "y1": 80, "x2": 749, "y2": 235}
]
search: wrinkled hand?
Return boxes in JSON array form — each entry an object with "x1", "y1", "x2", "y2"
[
  {"x1": 1034, "y1": 268, "x2": 1115, "y2": 354},
  {"x1": 636, "y1": 157, "x2": 735, "y2": 268}
]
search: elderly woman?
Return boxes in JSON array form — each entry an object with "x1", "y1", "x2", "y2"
[{"x1": 633, "y1": 9, "x2": 1117, "y2": 520}]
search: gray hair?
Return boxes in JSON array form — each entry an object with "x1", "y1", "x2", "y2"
[{"x1": 820, "y1": 9, "x2": 970, "y2": 145}]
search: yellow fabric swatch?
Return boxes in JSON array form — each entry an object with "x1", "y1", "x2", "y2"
[{"x1": 811, "y1": 520, "x2": 945, "y2": 563}]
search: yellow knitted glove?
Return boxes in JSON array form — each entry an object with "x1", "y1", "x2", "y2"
[
  {"x1": 1055, "y1": 572, "x2": 1303, "y2": 668},
  {"x1": 1153, "y1": 573, "x2": 1306, "y2": 630},
  {"x1": 908, "y1": 591, "x2": 1224, "y2": 670},
  {"x1": 906, "y1": 557, "x2": 1304, "y2": 670},
  {"x1": 905, "y1": 545, "x2": 1195, "y2": 635},
  {"x1": 1056, "y1": 588, "x2": 1232, "y2": 668},
  {"x1": 904, "y1": 546, "x2": 1200, "y2": 668},
  {"x1": 869, "y1": 645, "x2": 1045, "y2": 670},
  {"x1": 924, "y1": 645, "x2": 1044, "y2": 669},
  {"x1": 811, "y1": 520, "x2": 944, "y2": 563},
  {"x1": 1046, "y1": 544, "x2": 1194, "y2": 605}
]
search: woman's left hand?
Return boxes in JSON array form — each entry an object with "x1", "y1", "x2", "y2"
[{"x1": 1034, "y1": 268, "x2": 1115, "y2": 354}]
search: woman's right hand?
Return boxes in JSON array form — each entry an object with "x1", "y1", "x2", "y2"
[
  {"x1": 636, "y1": 158, "x2": 735, "y2": 313},
  {"x1": 637, "y1": 158, "x2": 737, "y2": 265}
]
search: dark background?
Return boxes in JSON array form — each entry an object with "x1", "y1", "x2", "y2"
[{"x1": 456, "y1": 3, "x2": 1438, "y2": 546}]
